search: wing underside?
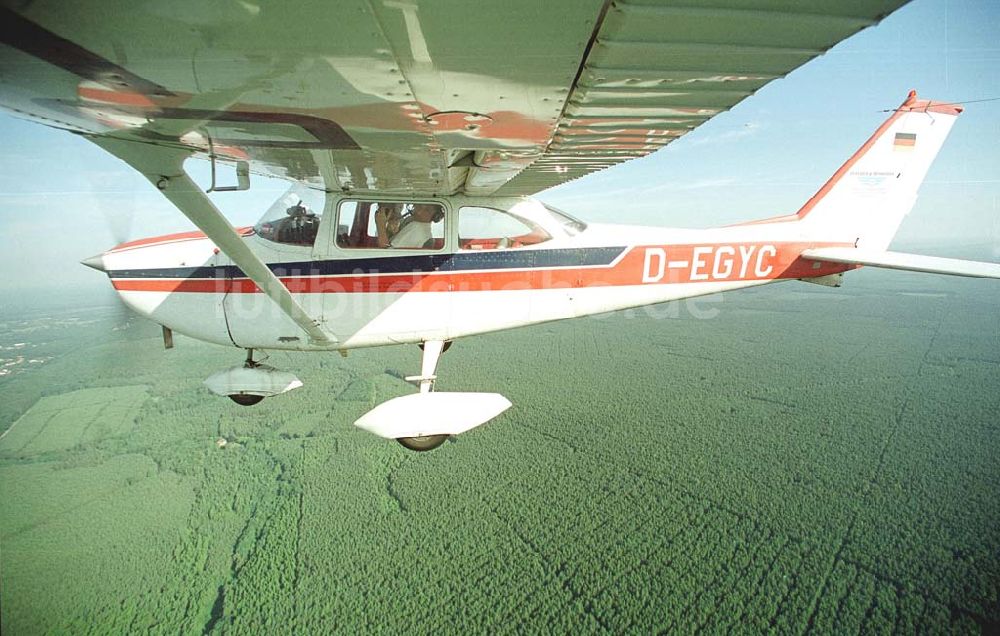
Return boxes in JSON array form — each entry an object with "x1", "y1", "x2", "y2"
[{"x1": 0, "y1": 0, "x2": 908, "y2": 197}]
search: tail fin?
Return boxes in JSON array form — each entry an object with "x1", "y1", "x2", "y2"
[{"x1": 798, "y1": 91, "x2": 962, "y2": 250}]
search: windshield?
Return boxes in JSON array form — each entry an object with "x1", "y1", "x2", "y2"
[
  {"x1": 507, "y1": 198, "x2": 588, "y2": 238},
  {"x1": 253, "y1": 184, "x2": 326, "y2": 247},
  {"x1": 541, "y1": 202, "x2": 588, "y2": 236}
]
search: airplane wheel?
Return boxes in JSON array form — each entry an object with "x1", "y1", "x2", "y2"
[
  {"x1": 228, "y1": 394, "x2": 264, "y2": 406},
  {"x1": 396, "y1": 434, "x2": 448, "y2": 452}
]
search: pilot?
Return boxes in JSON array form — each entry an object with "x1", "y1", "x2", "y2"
[
  {"x1": 374, "y1": 203, "x2": 403, "y2": 248},
  {"x1": 285, "y1": 200, "x2": 317, "y2": 244},
  {"x1": 376, "y1": 203, "x2": 441, "y2": 249},
  {"x1": 285, "y1": 201, "x2": 309, "y2": 219}
]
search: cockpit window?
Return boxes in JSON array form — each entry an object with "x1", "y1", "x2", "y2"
[
  {"x1": 458, "y1": 207, "x2": 550, "y2": 250},
  {"x1": 254, "y1": 185, "x2": 325, "y2": 247},
  {"x1": 336, "y1": 201, "x2": 445, "y2": 250}
]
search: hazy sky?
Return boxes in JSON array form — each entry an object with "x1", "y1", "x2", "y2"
[{"x1": 1, "y1": 0, "x2": 998, "y2": 293}]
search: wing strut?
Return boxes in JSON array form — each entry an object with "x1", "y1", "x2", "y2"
[{"x1": 91, "y1": 137, "x2": 336, "y2": 345}]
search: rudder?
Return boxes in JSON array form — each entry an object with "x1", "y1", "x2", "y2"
[{"x1": 797, "y1": 91, "x2": 962, "y2": 250}]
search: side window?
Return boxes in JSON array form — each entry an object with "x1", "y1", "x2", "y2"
[
  {"x1": 337, "y1": 201, "x2": 445, "y2": 250},
  {"x1": 458, "y1": 207, "x2": 551, "y2": 250}
]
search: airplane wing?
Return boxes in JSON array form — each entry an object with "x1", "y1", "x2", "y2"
[
  {"x1": 0, "y1": 0, "x2": 909, "y2": 198},
  {"x1": 0, "y1": 0, "x2": 911, "y2": 345}
]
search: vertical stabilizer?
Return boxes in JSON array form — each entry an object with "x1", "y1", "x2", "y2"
[{"x1": 797, "y1": 91, "x2": 962, "y2": 250}]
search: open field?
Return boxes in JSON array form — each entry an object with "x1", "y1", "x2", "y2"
[
  {"x1": 0, "y1": 386, "x2": 148, "y2": 456},
  {"x1": 0, "y1": 268, "x2": 998, "y2": 634}
]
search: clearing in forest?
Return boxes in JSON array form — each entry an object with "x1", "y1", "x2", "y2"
[{"x1": 0, "y1": 386, "x2": 148, "y2": 456}]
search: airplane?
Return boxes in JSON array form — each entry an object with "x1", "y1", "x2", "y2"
[{"x1": 1, "y1": 1, "x2": 998, "y2": 451}]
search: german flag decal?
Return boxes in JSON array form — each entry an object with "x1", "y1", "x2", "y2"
[{"x1": 893, "y1": 132, "x2": 917, "y2": 151}]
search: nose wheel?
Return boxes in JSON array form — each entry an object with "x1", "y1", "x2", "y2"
[
  {"x1": 227, "y1": 349, "x2": 264, "y2": 406},
  {"x1": 206, "y1": 349, "x2": 303, "y2": 406}
]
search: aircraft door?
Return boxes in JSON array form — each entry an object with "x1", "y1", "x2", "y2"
[
  {"x1": 223, "y1": 185, "x2": 328, "y2": 348},
  {"x1": 327, "y1": 199, "x2": 452, "y2": 343}
]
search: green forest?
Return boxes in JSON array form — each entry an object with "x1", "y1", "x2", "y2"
[{"x1": 1, "y1": 268, "x2": 998, "y2": 634}]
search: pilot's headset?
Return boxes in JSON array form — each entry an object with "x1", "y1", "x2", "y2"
[{"x1": 406, "y1": 203, "x2": 444, "y2": 223}]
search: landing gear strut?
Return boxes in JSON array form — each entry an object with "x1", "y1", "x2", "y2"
[
  {"x1": 352, "y1": 341, "x2": 508, "y2": 449},
  {"x1": 396, "y1": 340, "x2": 449, "y2": 451}
]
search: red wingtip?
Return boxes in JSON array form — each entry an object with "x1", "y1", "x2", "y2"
[{"x1": 906, "y1": 89, "x2": 918, "y2": 102}]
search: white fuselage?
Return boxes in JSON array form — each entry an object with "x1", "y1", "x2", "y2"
[
  {"x1": 89, "y1": 95, "x2": 969, "y2": 353},
  {"x1": 95, "y1": 198, "x2": 850, "y2": 351}
]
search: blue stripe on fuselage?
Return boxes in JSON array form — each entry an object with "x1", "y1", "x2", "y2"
[{"x1": 106, "y1": 246, "x2": 628, "y2": 279}]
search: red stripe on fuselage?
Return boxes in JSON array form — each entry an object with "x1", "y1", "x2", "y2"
[
  {"x1": 111, "y1": 242, "x2": 856, "y2": 294},
  {"x1": 109, "y1": 227, "x2": 253, "y2": 253}
]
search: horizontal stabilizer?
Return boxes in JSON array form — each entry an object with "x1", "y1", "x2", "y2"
[
  {"x1": 802, "y1": 248, "x2": 1000, "y2": 279},
  {"x1": 354, "y1": 392, "x2": 512, "y2": 439}
]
